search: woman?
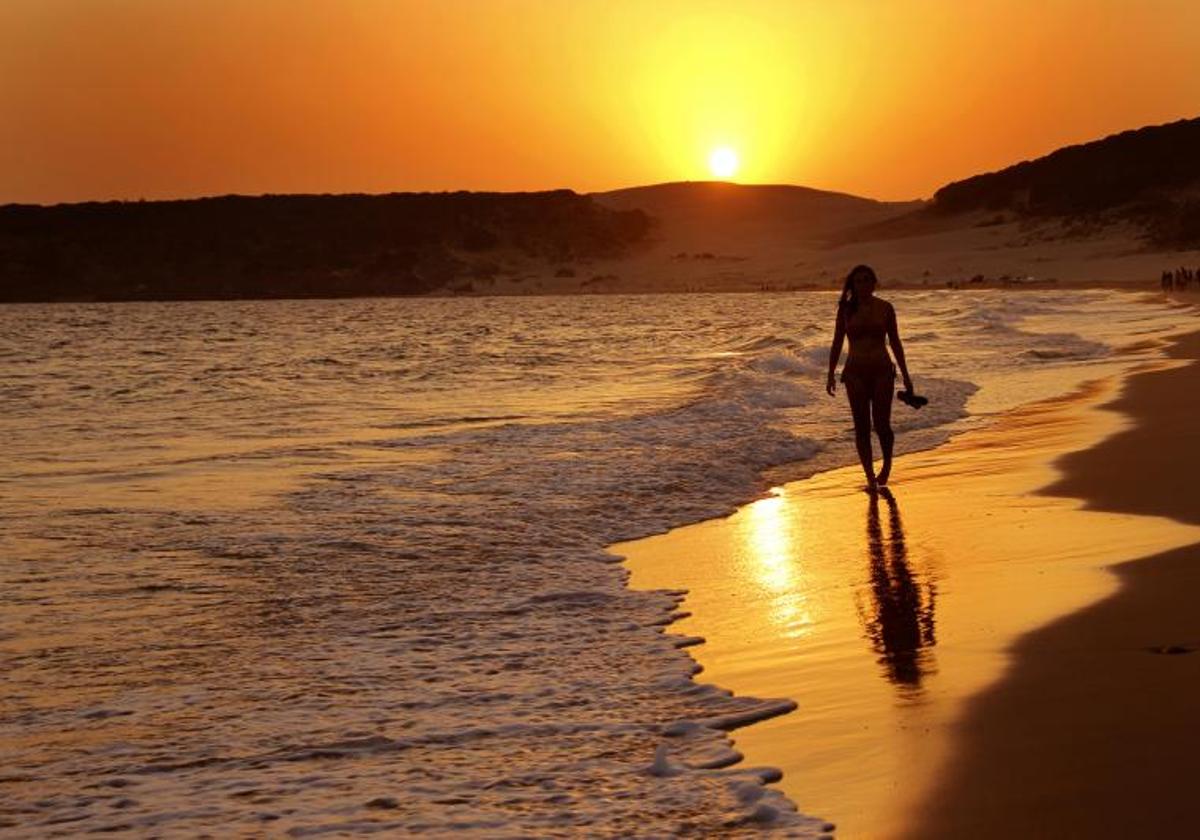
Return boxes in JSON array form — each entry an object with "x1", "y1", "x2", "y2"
[{"x1": 826, "y1": 265, "x2": 913, "y2": 488}]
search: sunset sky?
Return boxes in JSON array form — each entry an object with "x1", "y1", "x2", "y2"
[{"x1": 3, "y1": 0, "x2": 1199, "y2": 206}]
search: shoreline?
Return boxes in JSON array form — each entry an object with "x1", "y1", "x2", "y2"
[
  {"x1": 618, "y1": 326, "x2": 1200, "y2": 837},
  {"x1": 4, "y1": 284, "x2": 1199, "y2": 305},
  {"x1": 905, "y1": 327, "x2": 1200, "y2": 837}
]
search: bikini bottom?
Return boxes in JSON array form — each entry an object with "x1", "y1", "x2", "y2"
[{"x1": 840, "y1": 357, "x2": 896, "y2": 391}]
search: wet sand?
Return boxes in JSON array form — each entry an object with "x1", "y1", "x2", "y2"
[
  {"x1": 617, "y1": 330, "x2": 1200, "y2": 838},
  {"x1": 908, "y1": 328, "x2": 1200, "y2": 838}
]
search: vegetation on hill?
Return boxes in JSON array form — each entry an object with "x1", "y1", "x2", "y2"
[
  {"x1": 932, "y1": 117, "x2": 1200, "y2": 247},
  {"x1": 0, "y1": 191, "x2": 650, "y2": 302}
]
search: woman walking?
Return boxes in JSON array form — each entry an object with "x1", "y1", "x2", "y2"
[{"x1": 826, "y1": 265, "x2": 915, "y2": 488}]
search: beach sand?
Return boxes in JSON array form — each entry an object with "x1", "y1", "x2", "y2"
[
  {"x1": 616, "y1": 328, "x2": 1200, "y2": 837},
  {"x1": 907, "y1": 328, "x2": 1200, "y2": 839}
]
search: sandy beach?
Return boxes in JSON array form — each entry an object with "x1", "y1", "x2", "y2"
[
  {"x1": 908, "y1": 324, "x2": 1200, "y2": 838},
  {"x1": 618, "y1": 318, "x2": 1200, "y2": 837}
]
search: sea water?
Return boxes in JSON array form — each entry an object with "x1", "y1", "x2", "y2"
[{"x1": 0, "y1": 290, "x2": 1188, "y2": 836}]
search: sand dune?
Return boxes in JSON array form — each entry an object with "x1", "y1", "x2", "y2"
[{"x1": 595, "y1": 181, "x2": 922, "y2": 248}]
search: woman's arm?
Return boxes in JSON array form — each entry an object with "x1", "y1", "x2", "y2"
[
  {"x1": 827, "y1": 308, "x2": 846, "y2": 396},
  {"x1": 885, "y1": 302, "x2": 914, "y2": 391}
]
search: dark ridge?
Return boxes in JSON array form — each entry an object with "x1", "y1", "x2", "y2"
[
  {"x1": 931, "y1": 116, "x2": 1200, "y2": 246},
  {"x1": 597, "y1": 180, "x2": 889, "y2": 207},
  {"x1": 0, "y1": 190, "x2": 650, "y2": 303},
  {"x1": 594, "y1": 181, "x2": 921, "y2": 238}
]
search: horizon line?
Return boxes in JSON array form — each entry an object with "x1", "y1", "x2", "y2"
[{"x1": 1, "y1": 179, "x2": 932, "y2": 211}]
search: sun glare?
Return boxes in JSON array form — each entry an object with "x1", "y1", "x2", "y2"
[{"x1": 709, "y1": 146, "x2": 740, "y2": 179}]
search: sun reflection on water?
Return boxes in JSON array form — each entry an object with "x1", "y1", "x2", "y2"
[{"x1": 741, "y1": 488, "x2": 814, "y2": 638}]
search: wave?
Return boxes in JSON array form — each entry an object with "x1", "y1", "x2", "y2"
[
  {"x1": 723, "y1": 333, "x2": 807, "y2": 354},
  {"x1": 748, "y1": 350, "x2": 821, "y2": 375}
]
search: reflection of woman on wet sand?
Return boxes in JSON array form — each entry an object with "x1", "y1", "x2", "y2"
[
  {"x1": 860, "y1": 488, "x2": 936, "y2": 688},
  {"x1": 826, "y1": 265, "x2": 915, "y2": 488}
]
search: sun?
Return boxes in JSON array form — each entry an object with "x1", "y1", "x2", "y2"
[{"x1": 708, "y1": 146, "x2": 740, "y2": 179}]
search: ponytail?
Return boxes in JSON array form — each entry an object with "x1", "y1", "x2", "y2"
[{"x1": 838, "y1": 275, "x2": 857, "y2": 316}]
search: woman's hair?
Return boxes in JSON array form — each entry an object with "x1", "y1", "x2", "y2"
[{"x1": 838, "y1": 264, "x2": 877, "y2": 315}]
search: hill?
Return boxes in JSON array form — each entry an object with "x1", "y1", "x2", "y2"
[
  {"x1": 931, "y1": 117, "x2": 1200, "y2": 247},
  {"x1": 0, "y1": 191, "x2": 650, "y2": 302},
  {"x1": 594, "y1": 181, "x2": 921, "y2": 249}
]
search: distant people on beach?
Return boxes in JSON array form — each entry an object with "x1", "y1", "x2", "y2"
[
  {"x1": 1162, "y1": 267, "x2": 1199, "y2": 291},
  {"x1": 826, "y1": 265, "x2": 918, "y2": 489}
]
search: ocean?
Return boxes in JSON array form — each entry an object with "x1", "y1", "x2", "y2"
[{"x1": 0, "y1": 290, "x2": 1187, "y2": 836}]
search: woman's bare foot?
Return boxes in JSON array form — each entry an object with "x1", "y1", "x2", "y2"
[{"x1": 877, "y1": 463, "x2": 891, "y2": 486}]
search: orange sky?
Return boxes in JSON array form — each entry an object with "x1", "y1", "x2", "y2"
[{"x1": 3, "y1": 0, "x2": 1199, "y2": 205}]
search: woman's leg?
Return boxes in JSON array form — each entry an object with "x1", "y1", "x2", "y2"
[
  {"x1": 872, "y1": 372, "x2": 896, "y2": 485},
  {"x1": 845, "y1": 377, "x2": 876, "y2": 486}
]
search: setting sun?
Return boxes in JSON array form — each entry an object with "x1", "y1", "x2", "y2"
[{"x1": 709, "y1": 146, "x2": 740, "y2": 179}]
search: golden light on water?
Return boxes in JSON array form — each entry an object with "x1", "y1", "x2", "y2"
[
  {"x1": 724, "y1": 489, "x2": 820, "y2": 638},
  {"x1": 738, "y1": 489, "x2": 815, "y2": 639},
  {"x1": 743, "y1": 491, "x2": 793, "y2": 592}
]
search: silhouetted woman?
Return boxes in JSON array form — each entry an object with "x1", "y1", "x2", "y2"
[{"x1": 826, "y1": 265, "x2": 914, "y2": 488}]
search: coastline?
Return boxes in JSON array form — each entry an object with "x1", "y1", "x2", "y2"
[
  {"x1": 618, "y1": 326, "x2": 1200, "y2": 837},
  {"x1": 5, "y1": 283, "x2": 1198, "y2": 305},
  {"x1": 905, "y1": 327, "x2": 1200, "y2": 838}
]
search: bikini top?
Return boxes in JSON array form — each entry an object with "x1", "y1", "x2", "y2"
[{"x1": 843, "y1": 300, "x2": 889, "y2": 346}]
